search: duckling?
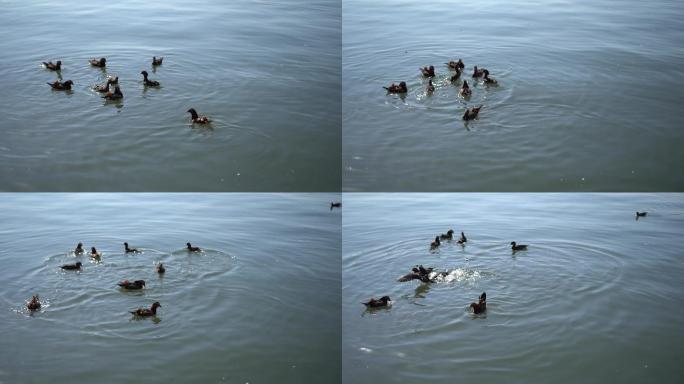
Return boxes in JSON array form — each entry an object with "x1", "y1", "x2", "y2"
[
  {"x1": 89, "y1": 57, "x2": 106, "y2": 67},
  {"x1": 118, "y1": 279, "x2": 145, "y2": 290},
  {"x1": 152, "y1": 56, "x2": 163, "y2": 66},
  {"x1": 459, "y1": 80, "x2": 471, "y2": 97},
  {"x1": 330, "y1": 202, "x2": 341, "y2": 210},
  {"x1": 510, "y1": 241, "x2": 528, "y2": 251},
  {"x1": 43, "y1": 60, "x2": 62, "y2": 71},
  {"x1": 186, "y1": 242, "x2": 201, "y2": 252},
  {"x1": 446, "y1": 59, "x2": 465, "y2": 70},
  {"x1": 74, "y1": 242, "x2": 84, "y2": 255},
  {"x1": 124, "y1": 242, "x2": 140, "y2": 253},
  {"x1": 102, "y1": 85, "x2": 123, "y2": 100},
  {"x1": 419, "y1": 65, "x2": 435, "y2": 77},
  {"x1": 636, "y1": 211, "x2": 647, "y2": 220},
  {"x1": 90, "y1": 247, "x2": 102, "y2": 259},
  {"x1": 61, "y1": 262, "x2": 82, "y2": 270},
  {"x1": 362, "y1": 296, "x2": 391, "y2": 308},
  {"x1": 472, "y1": 66, "x2": 485, "y2": 78},
  {"x1": 156, "y1": 263, "x2": 165, "y2": 274},
  {"x1": 483, "y1": 69, "x2": 498, "y2": 85},
  {"x1": 470, "y1": 292, "x2": 486, "y2": 314},
  {"x1": 463, "y1": 105, "x2": 482, "y2": 121},
  {"x1": 129, "y1": 301, "x2": 161, "y2": 317},
  {"x1": 27, "y1": 295, "x2": 41, "y2": 311},
  {"x1": 426, "y1": 79, "x2": 435, "y2": 93},
  {"x1": 47, "y1": 80, "x2": 73, "y2": 90},
  {"x1": 383, "y1": 81, "x2": 407, "y2": 94},
  {"x1": 457, "y1": 231, "x2": 467, "y2": 244},
  {"x1": 450, "y1": 68, "x2": 462, "y2": 82},
  {"x1": 430, "y1": 236, "x2": 441, "y2": 250},
  {"x1": 440, "y1": 229, "x2": 454, "y2": 240},
  {"x1": 187, "y1": 108, "x2": 211, "y2": 124},
  {"x1": 140, "y1": 70, "x2": 160, "y2": 86}
]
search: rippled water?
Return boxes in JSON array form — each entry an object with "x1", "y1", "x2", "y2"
[
  {"x1": 0, "y1": 193, "x2": 341, "y2": 383},
  {"x1": 342, "y1": 0, "x2": 684, "y2": 191},
  {"x1": 0, "y1": 0, "x2": 341, "y2": 191},
  {"x1": 342, "y1": 194, "x2": 684, "y2": 383}
]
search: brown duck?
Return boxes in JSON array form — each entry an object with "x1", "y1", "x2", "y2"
[
  {"x1": 510, "y1": 241, "x2": 528, "y2": 251},
  {"x1": 118, "y1": 279, "x2": 145, "y2": 290},
  {"x1": 383, "y1": 81, "x2": 407, "y2": 94},
  {"x1": 43, "y1": 60, "x2": 62, "y2": 71},
  {"x1": 430, "y1": 236, "x2": 441, "y2": 250},
  {"x1": 470, "y1": 292, "x2": 486, "y2": 314},
  {"x1": 61, "y1": 262, "x2": 82, "y2": 270},
  {"x1": 141, "y1": 70, "x2": 160, "y2": 86},
  {"x1": 463, "y1": 105, "x2": 482, "y2": 120},
  {"x1": 362, "y1": 296, "x2": 391, "y2": 308},
  {"x1": 186, "y1": 242, "x2": 202, "y2": 252},
  {"x1": 47, "y1": 80, "x2": 73, "y2": 90},
  {"x1": 74, "y1": 242, "x2": 84, "y2": 254},
  {"x1": 446, "y1": 59, "x2": 465, "y2": 70},
  {"x1": 187, "y1": 108, "x2": 210, "y2": 124},
  {"x1": 27, "y1": 295, "x2": 41, "y2": 311},
  {"x1": 419, "y1": 65, "x2": 435, "y2": 77},
  {"x1": 89, "y1": 57, "x2": 106, "y2": 67},
  {"x1": 102, "y1": 85, "x2": 123, "y2": 100},
  {"x1": 459, "y1": 80, "x2": 471, "y2": 97},
  {"x1": 472, "y1": 66, "x2": 485, "y2": 78},
  {"x1": 124, "y1": 242, "x2": 140, "y2": 253},
  {"x1": 440, "y1": 229, "x2": 454, "y2": 240},
  {"x1": 152, "y1": 56, "x2": 163, "y2": 66},
  {"x1": 130, "y1": 302, "x2": 161, "y2": 317}
]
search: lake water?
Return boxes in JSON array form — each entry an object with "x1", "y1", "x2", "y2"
[
  {"x1": 342, "y1": 0, "x2": 684, "y2": 191},
  {"x1": 343, "y1": 193, "x2": 684, "y2": 383},
  {"x1": 0, "y1": 193, "x2": 341, "y2": 383},
  {"x1": 0, "y1": 0, "x2": 340, "y2": 191}
]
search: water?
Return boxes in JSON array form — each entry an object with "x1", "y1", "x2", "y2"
[
  {"x1": 0, "y1": 0, "x2": 341, "y2": 191},
  {"x1": 342, "y1": 0, "x2": 684, "y2": 191},
  {"x1": 0, "y1": 193, "x2": 341, "y2": 383},
  {"x1": 342, "y1": 194, "x2": 684, "y2": 383}
]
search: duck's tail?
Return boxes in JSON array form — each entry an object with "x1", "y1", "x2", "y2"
[{"x1": 382, "y1": 86, "x2": 389, "y2": 90}]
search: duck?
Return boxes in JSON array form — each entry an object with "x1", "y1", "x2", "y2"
[
  {"x1": 450, "y1": 68, "x2": 461, "y2": 82},
  {"x1": 102, "y1": 85, "x2": 123, "y2": 100},
  {"x1": 186, "y1": 242, "x2": 202, "y2": 252},
  {"x1": 440, "y1": 229, "x2": 454, "y2": 240},
  {"x1": 140, "y1": 70, "x2": 160, "y2": 86},
  {"x1": 152, "y1": 56, "x2": 163, "y2": 66},
  {"x1": 463, "y1": 105, "x2": 482, "y2": 121},
  {"x1": 118, "y1": 279, "x2": 145, "y2": 290},
  {"x1": 27, "y1": 295, "x2": 41, "y2": 311},
  {"x1": 93, "y1": 77, "x2": 115, "y2": 93},
  {"x1": 510, "y1": 241, "x2": 528, "y2": 251},
  {"x1": 470, "y1": 292, "x2": 486, "y2": 314},
  {"x1": 426, "y1": 79, "x2": 435, "y2": 93},
  {"x1": 446, "y1": 59, "x2": 465, "y2": 70},
  {"x1": 43, "y1": 60, "x2": 62, "y2": 71},
  {"x1": 156, "y1": 263, "x2": 165, "y2": 274},
  {"x1": 124, "y1": 242, "x2": 140, "y2": 253},
  {"x1": 383, "y1": 81, "x2": 407, "y2": 94},
  {"x1": 74, "y1": 242, "x2": 84, "y2": 255},
  {"x1": 90, "y1": 247, "x2": 102, "y2": 258},
  {"x1": 89, "y1": 57, "x2": 106, "y2": 67},
  {"x1": 129, "y1": 301, "x2": 161, "y2": 317},
  {"x1": 472, "y1": 66, "x2": 485, "y2": 78},
  {"x1": 419, "y1": 65, "x2": 435, "y2": 77},
  {"x1": 61, "y1": 262, "x2": 82, "y2": 270},
  {"x1": 362, "y1": 296, "x2": 391, "y2": 308},
  {"x1": 459, "y1": 80, "x2": 471, "y2": 97},
  {"x1": 47, "y1": 80, "x2": 73, "y2": 90},
  {"x1": 107, "y1": 76, "x2": 119, "y2": 84},
  {"x1": 187, "y1": 108, "x2": 211, "y2": 124},
  {"x1": 430, "y1": 236, "x2": 441, "y2": 250},
  {"x1": 330, "y1": 202, "x2": 341, "y2": 210},
  {"x1": 636, "y1": 211, "x2": 647, "y2": 219},
  {"x1": 483, "y1": 69, "x2": 498, "y2": 85},
  {"x1": 457, "y1": 231, "x2": 467, "y2": 244}
]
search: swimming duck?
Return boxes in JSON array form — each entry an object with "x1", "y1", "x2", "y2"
[
  {"x1": 118, "y1": 279, "x2": 145, "y2": 290},
  {"x1": 186, "y1": 242, "x2": 201, "y2": 252},
  {"x1": 102, "y1": 85, "x2": 123, "y2": 100},
  {"x1": 74, "y1": 242, "x2": 84, "y2": 255},
  {"x1": 446, "y1": 59, "x2": 465, "y2": 70},
  {"x1": 140, "y1": 70, "x2": 160, "y2": 86},
  {"x1": 89, "y1": 57, "x2": 106, "y2": 67},
  {"x1": 383, "y1": 81, "x2": 407, "y2": 94},
  {"x1": 636, "y1": 211, "x2": 647, "y2": 219},
  {"x1": 472, "y1": 66, "x2": 485, "y2": 78},
  {"x1": 430, "y1": 236, "x2": 441, "y2": 250},
  {"x1": 362, "y1": 296, "x2": 391, "y2": 308},
  {"x1": 459, "y1": 80, "x2": 471, "y2": 97},
  {"x1": 457, "y1": 231, "x2": 467, "y2": 244},
  {"x1": 510, "y1": 241, "x2": 528, "y2": 251},
  {"x1": 61, "y1": 262, "x2": 82, "y2": 270},
  {"x1": 152, "y1": 56, "x2": 163, "y2": 66},
  {"x1": 440, "y1": 229, "x2": 454, "y2": 240},
  {"x1": 330, "y1": 202, "x2": 341, "y2": 210},
  {"x1": 463, "y1": 105, "x2": 482, "y2": 121},
  {"x1": 43, "y1": 60, "x2": 62, "y2": 71},
  {"x1": 129, "y1": 301, "x2": 161, "y2": 317},
  {"x1": 27, "y1": 295, "x2": 41, "y2": 311},
  {"x1": 470, "y1": 292, "x2": 486, "y2": 314},
  {"x1": 156, "y1": 263, "x2": 165, "y2": 274},
  {"x1": 426, "y1": 79, "x2": 435, "y2": 93},
  {"x1": 124, "y1": 242, "x2": 140, "y2": 253},
  {"x1": 419, "y1": 65, "x2": 435, "y2": 77},
  {"x1": 450, "y1": 68, "x2": 462, "y2": 82},
  {"x1": 47, "y1": 80, "x2": 73, "y2": 90},
  {"x1": 93, "y1": 77, "x2": 115, "y2": 93},
  {"x1": 483, "y1": 69, "x2": 498, "y2": 85},
  {"x1": 90, "y1": 247, "x2": 102, "y2": 258},
  {"x1": 187, "y1": 108, "x2": 211, "y2": 124}
]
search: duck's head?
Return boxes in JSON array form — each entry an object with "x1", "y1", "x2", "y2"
[
  {"x1": 75, "y1": 262, "x2": 82, "y2": 267},
  {"x1": 186, "y1": 242, "x2": 192, "y2": 248},
  {"x1": 462, "y1": 80, "x2": 469, "y2": 88},
  {"x1": 64, "y1": 80, "x2": 73, "y2": 87},
  {"x1": 151, "y1": 302, "x2": 162, "y2": 309},
  {"x1": 124, "y1": 242, "x2": 129, "y2": 247},
  {"x1": 91, "y1": 247, "x2": 97, "y2": 252},
  {"x1": 399, "y1": 81, "x2": 406, "y2": 88},
  {"x1": 480, "y1": 292, "x2": 486, "y2": 302},
  {"x1": 187, "y1": 109, "x2": 199, "y2": 119},
  {"x1": 380, "y1": 296, "x2": 391, "y2": 303},
  {"x1": 56, "y1": 60, "x2": 62, "y2": 66},
  {"x1": 429, "y1": 65, "x2": 434, "y2": 71},
  {"x1": 32, "y1": 294, "x2": 39, "y2": 301},
  {"x1": 135, "y1": 280, "x2": 146, "y2": 286},
  {"x1": 77, "y1": 242, "x2": 82, "y2": 248},
  {"x1": 483, "y1": 69, "x2": 490, "y2": 77},
  {"x1": 434, "y1": 236, "x2": 440, "y2": 242},
  {"x1": 510, "y1": 242, "x2": 516, "y2": 246},
  {"x1": 141, "y1": 70, "x2": 149, "y2": 77},
  {"x1": 99, "y1": 57, "x2": 106, "y2": 65},
  {"x1": 473, "y1": 65, "x2": 478, "y2": 71},
  {"x1": 447, "y1": 229, "x2": 454, "y2": 235}
]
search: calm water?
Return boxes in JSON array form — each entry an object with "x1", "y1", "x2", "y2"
[
  {"x1": 0, "y1": 0, "x2": 340, "y2": 191},
  {"x1": 0, "y1": 194, "x2": 341, "y2": 383},
  {"x1": 342, "y1": 0, "x2": 684, "y2": 191},
  {"x1": 343, "y1": 194, "x2": 684, "y2": 383}
]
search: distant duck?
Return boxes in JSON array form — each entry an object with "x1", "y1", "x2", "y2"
[
  {"x1": 426, "y1": 79, "x2": 435, "y2": 93},
  {"x1": 129, "y1": 301, "x2": 161, "y2": 317},
  {"x1": 440, "y1": 229, "x2": 455, "y2": 240},
  {"x1": 156, "y1": 263, "x2": 165, "y2": 274},
  {"x1": 47, "y1": 80, "x2": 73, "y2": 90},
  {"x1": 152, "y1": 56, "x2": 163, "y2": 66},
  {"x1": 483, "y1": 69, "x2": 498, "y2": 85},
  {"x1": 420, "y1": 65, "x2": 435, "y2": 77},
  {"x1": 472, "y1": 66, "x2": 485, "y2": 78},
  {"x1": 383, "y1": 81, "x2": 407, "y2": 94},
  {"x1": 186, "y1": 242, "x2": 201, "y2": 252},
  {"x1": 446, "y1": 59, "x2": 465, "y2": 70},
  {"x1": 450, "y1": 68, "x2": 462, "y2": 82},
  {"x1": 463, "y1": 105, "x2": 482, "y2": 121},
  {"x1": 43, "y1": 60, "x2": 62, "y2": 71},
  {"x1": 27, "y1": 295, "x2": 41, "y2": 311},
  {"x1": 90, "y1": 247, "x2": 101, "y2": 258},
  {"x1": 470, "y1": 292, "x2": 486, "y2": 314},
  {"x1": 124, "y1": 242, "x2": 139, "y2": 253},
  {"x1": 459, "y1": 80, "x2": 471, "y2": 97},
  {"x1": 187, "y1": 108, "x2": 211, "y2": 124},
  {"x1": 362, "y1": 296, "x2": 391, "y2": 308},
  {"x1": 102, "y1": 85, "x2": 123, "y2": 100},
  {"x1": 636, "y1": 211, "x2": 647, "y2": 220},
  {"x1": 74, "y1": 242, "x2": 84, "y2": 255},
  {"x1": 93, "y1": 77, "x2": 115, "y2": 93},
  {"x1": 140, "y1": 70, "x2": 160, "y2": 86},
  {"x1": 430, "y1": 236, "x2": 441, "y2": 250},
  {"x1": 61, "y1": 262, "x2": 82, "y2": 270},
  {"x1": 510, "y1": 241, "x2": 528, "y2": 251},
  {"x1": 457, "y1": 231, "x2": 467, "y2": 244},
  {"x1": 89, "y1": 57, "x2": 106, "y2": 67},
  {"x1": 330, "y1": 202, "x2": 341, "y2": 210},
  {"x1": 118, "y1": 279, "x2": 145, "y2": 290}
]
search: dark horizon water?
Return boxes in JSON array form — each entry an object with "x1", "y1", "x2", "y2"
[
  {"x1": 0, "y1": 193, "x2": 341, "y2": 383},
  {"x1": 343, "y1": 193, "x2": 684, "y2": 383},
  {"x1": 342, "y1": 0, "x2": 684, "y2": 191},
  {"x1": 0, "y1": 0, "x2": 341, "y2": 191}
]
